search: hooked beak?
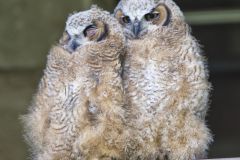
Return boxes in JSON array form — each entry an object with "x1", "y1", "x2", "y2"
[
  {"x1": 69, "y1": 39, "x2": 79, "y2": 51},
  {"x1": 64, "y1": 34, "x2": 81, "y2": 53},
  {"x1": 132, "y1": 20, "x2": 142, "y2": 37}
]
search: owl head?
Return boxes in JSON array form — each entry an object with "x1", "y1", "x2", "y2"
[
  {"x1": 114, "y1": 0, "x2": 185, "y2": 39},
  {"x1": 61, "y1": 6, "x2": 125, "y2": 54}
]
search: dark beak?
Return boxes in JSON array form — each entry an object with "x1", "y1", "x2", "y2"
[
  {"x1": 65, "y1": 38, "x2": 80, "y2": 53},
  {"x1": 70, "y1": 39, "x2": 79, "y2": 51},
  {"x1": 132, "y1": 20, "x2": 142, "y2": 37}
]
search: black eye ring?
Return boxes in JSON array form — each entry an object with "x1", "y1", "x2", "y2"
[
  {"x1": 145, "y1": 13, "x2": 160, "y2": 21},
  {"x1": 83, "y1": 24, "x2": 97, "y2": 37},
  {"x1": 122, "y1": 16, "x2": 131, "y2": 24}
]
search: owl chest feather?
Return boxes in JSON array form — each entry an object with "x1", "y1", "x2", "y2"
[
  {"x1": 124, "y1": 40, "x2": 177, "y2": 117},
  {"x1": 39, "y1": 65, "x2": 99, "y2": 150},
  {"x1": 129, "y1": 61, "x2": 166, "y2": 113},
  {"x1": 125, "y1": 35, "x2": 210, "y2": 126}
]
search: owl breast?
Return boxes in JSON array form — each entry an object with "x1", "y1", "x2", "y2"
[
  {"x1": 124, "y1": 43, "x2": 179, "y2": 121},
  {"x1": 124, "y1": 34, "x2": 210, "y2": 125}
]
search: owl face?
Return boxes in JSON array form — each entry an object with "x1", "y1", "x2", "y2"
[
  {"x1": 63, "y1": 20, "x2": 108, "y2": 53},
  {"x1": 114, "y1": 0, "x2": 184, "y2": 39},
  {"x1": 62, "y1": 6, "x2": 123, "y2": 53}
]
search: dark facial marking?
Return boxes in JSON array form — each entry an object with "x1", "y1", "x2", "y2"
[
  {"x1": 122, "y1": 16, "x2": 131, "y2": 24},
  {"x1": 83, "y1": 24, "x2": 97, "y2": 37},
  {"x1": 145, "y1": 12, "x2": 160, "y2": 21},
  {"x1": 97, "y1": 23, "x2": 108, "y2": 42},
  {"x1": 162, "y1": 5, "x2": 171, "y2": 26}
]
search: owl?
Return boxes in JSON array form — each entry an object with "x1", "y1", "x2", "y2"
[
  {"x1": 114, "y1": 0, "x2": 212, "y2": 159},
  {"x1": 22, "y1": 6, "x2": 128, "y2": 160}
]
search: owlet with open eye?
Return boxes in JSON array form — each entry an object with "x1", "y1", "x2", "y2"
[
  {"x1": 114, "y1": 0, "x2": 212, "y2": 159},
  {"x1": 114, "y1": 0, "x2": 172, "y2": 39},
  {"x1": 22, "y1": 6, "x2": 128, "y2": 160}
]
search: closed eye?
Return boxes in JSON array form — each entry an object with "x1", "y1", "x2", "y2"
[
  {"x1": 82, "y1": 21, "x2": 108, "y2": 42},
  {"x1": 83, "y1": 25, "x2": 97, "y2": 38}
]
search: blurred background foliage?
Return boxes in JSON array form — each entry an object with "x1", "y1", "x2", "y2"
[{"x1": 0, "y1": 0, "x2": 240, "y2": 159}]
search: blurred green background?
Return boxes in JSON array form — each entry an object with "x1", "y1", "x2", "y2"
[{"x1": 0, "y1": 0, "x2": 240, "y2": 159}]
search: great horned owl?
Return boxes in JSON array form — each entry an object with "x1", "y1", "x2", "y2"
[
  {"x1": 22, "y1": 6, "x2": 127, "y2": 160},
  {"x1": 114, "y1": 0, "x2": 212, "y2": 159}
]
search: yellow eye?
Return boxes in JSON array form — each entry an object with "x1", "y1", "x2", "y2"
[
  {"x1": 145, "y1": 12, "x2": 160, "y2": 21},
  {"x1": 122, "y1": 16, "x2": 131, "y2": 24},
  {"x1": 115, "y1": 9, "x2": 131, "y2": 25}
]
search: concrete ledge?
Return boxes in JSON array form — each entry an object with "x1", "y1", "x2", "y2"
[{"x1": 206, "y1": 158, "x2": 240, "y2": 160}]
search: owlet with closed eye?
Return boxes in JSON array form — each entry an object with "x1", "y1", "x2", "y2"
[
  {"x1": 115, "y1": 0, "x2": 212, "y2": 159},
  {"x1": 22, "y1": 6, "x2": 128, "y2": 160}
]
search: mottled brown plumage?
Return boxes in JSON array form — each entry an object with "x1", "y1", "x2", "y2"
[
  {"x1": 22, "y1": 6, "x2": 128, "y2": 160},
  {"x1": 115, "y1": 0, "x2": 212, "y2": 159}
]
